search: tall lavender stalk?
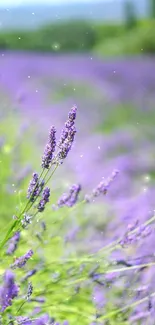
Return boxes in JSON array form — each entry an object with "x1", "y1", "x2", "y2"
[
  {"x1": 57, "y1": 105, "x2": 77, "y2": 164},
  {"x1": 0, "y1": 106, "x2": 78, "y2": 252},
  {"x1": 42, "y1": 126, "x2": 56, "y2": 169}
]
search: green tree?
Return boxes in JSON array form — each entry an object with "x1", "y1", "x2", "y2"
[
  {"x1": 124, "y1": 0, "x2": 137, "y2": 30},
  {"x1": 150, "y1": 0, "x2": 155, "y2": 18}
]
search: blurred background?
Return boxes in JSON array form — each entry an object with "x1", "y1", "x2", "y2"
[{"x1": 1, "y1": 0, "x2": 155, "y2": 243}]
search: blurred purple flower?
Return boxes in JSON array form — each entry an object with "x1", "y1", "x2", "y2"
[
  {"x1": 21, "y1": 269, "x2": 37, "y2": 282},
  {"x1": 92, "y1": 286, "x2": 105, "y2": 309},
  {"x1": 7, "y1": 231, "x2": 20, "y2": 255},
  {"x1": 0, "y1": 270, "x2": 19, "y2": 312},
  {"x1": 11, "y1": 249, "x2": 33, "y2": 269},
  {"x1": 85, "y1": 169, "x2": 119, "y2": 202},
  {"x1": 56, "y1": 183, "x2": 81, "y2": 208},
  {"x1": 16, "y1": 316, "x2": 32, "y2": 325},
  {"x1": 34, "y1": 314, "x2": 49, "y2": 325},
  {"x1": 120, "y1": 221, "x2": 153, "y2": 247}
]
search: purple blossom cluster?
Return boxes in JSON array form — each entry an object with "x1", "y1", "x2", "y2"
[
  {"x1": 57, "y1": 105, "x2": 77, "y2": 163},
  {"x1": 56, "y1": 183, "x2": 81, "y2": 208},
  {"x1": 119, "y1": 221, "x2": 153, "y2": 247},
  {"x1": 7, "y1": 231, "x2": 20, "y2": 255},
  {"x1": 85, "y1": 169, "x2": 119, "y2": 202},
  {"x1": 0, "y1": 270, "x2": 19, "y2": 312},
  {"x1": 37, "y1": 187, "x2": 50, "y2": 212},
  {"x1": 27, "y1": 172, "x2": 45, "y2": 203},
  {"x1": 42, "y1": 126, "x2": 56, "y2": 169},
  {"x1": 11, "y1": 249, "x2": 33, "y2": 269},
  {"x1": 16, "y1": 317, "x2": 69, "y2": 325}
]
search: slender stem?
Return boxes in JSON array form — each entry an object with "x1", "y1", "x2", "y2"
[{"x1": 100, "y1": 291, "x2": 155, "y2": 321}]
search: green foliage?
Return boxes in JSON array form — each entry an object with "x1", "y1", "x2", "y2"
[
  {"x1": 123, "y1": 0, "x2": 137, "y2": 30},
  {"x1": 39, "y1": 20, "x2": 96, "y2": 52},
  {"x1": 0, "y1": 17, "x2": 155, "y2": 56},
  {"x1": 150, "y1": 0, "x2": 155, "y2": 18},
  {"x1": 94, "y1": 20, "x2": 155, "y2": 56},
  {"x1": 0, "y1": 20, "x2": 96, "y2": 52},
  {"x1": 94, "y1": 23, "x2": 124, "y2": 43}
]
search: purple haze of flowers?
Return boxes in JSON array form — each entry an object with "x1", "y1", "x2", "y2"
[
  {"x1": 0, "y1": 270, "x2": 19, "y2": 312},
  {"x1": 92, "y1": 286, "x2": 105, "y2": 309},
  {"x1": 7, "y1": 231, "x2": 20, "y2": 255},
  {"x1": 27, "y1": 172, "x2": 44, "y2": 202},
  {"x1": 56, "y1": 184, "x2": 81, "y2": 208},
  {"x1": 34, "y1": 314, "x2": 49, "y2": 325},
  {"x1": 38, "y1": 187, "x2": 50, "y2": 212},
  {"x1": 85, "y1": 169, "x2": 119, "y2": 202},
  {"x1": 11, "y1": 249, "x2": 33, "y2": 269},
  {"x1": 16, "y1": 316, "x2": 32, "y2": 325},
  {"x1": 119, "y1": 221, "x2": 152, "y2": 247},
  {"x1": 42, "y1": 126, "x2": 56, "y2": 169},
  {"x1": 57, "y1": 105, "x2": 77, "y2": 163}
]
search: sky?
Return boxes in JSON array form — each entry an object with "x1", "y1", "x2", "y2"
[{"x1": 0, "y1": 0, "x2": 109, "y2": 6}]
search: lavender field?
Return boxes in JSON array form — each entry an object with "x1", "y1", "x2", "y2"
[{"x1": 1, "y1": 51, "x2": 155, "y2": 324}]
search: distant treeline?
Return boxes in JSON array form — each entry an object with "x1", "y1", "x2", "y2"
[
  {"x1": 0, "y1": 16, "x2": 155, "y2": 56},
  {"x1": 0, "y1": 21, "x2": 97, "y2": 52}
]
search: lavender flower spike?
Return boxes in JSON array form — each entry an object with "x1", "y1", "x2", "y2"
[
  {"x1": 38, "y1": 187, "x2": 50, "y2": 212},
  {"x1": 57, "y1": 105, "x2": 77, "y2": 163},
  {"x1": 11, "y1": 249, "x2": 33, "y2": 269},
  {"x1": 42, "y1": 126, "x2": 56, "y2": 169},
  {"x1": 93, "y1": 169, "x2": 119, "y2": 196},
  {"x1": 27, "y1": 172, "x2": 39, "y2": 202},
  {"x1": 85, "y1": 169, "x2": 119, "y2": 202},
  {"x1": 21, "y1": 269, "x2": 37, "y2": 282},
  {"x1": 56, "y1": 184, "x2": 81, "y2": 208},
  {"x1": 7, "y1": 231, "x2": 20, "y2": 255},
  {"x1": 0, "y1": 270, "x2": 19, "y2": 312},
  {"x1": 119, "y1": 222, "x2": 152, "y2": 247}
]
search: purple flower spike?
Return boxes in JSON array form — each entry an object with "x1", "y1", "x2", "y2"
[
  {"x1": 120, "y1": 222, "x2": 152, "y2": 247},
  {"x1": 93, "y1": 169, "x2": 119, "y2": 196},
  {"x1": 27, "y1": 172, "x2": 39, "y2": 202},
  {"x1": 38, "y1": 187, "x2": 50, "y2": 212},
  {"x1": 57, "y1": 105, "x2": 77, "y2": 163},
  {"x1": 21, "y1": 269, "x2": 37, "y2": 282},
  {"x1": 85, "y1": 169, "x2": 119, "y2": 202},
  {"x1": 42, "y1": 126, "x2": 56, "y2": 169},
  {"x1": 11, "y1": 249, "x2": 33, "y2": 269},
  {"x1": 0, "y1": 270, "x2": 19, "y2": 312},
  {"x1": 7, "y1": 231, "x2": 20, "y2": 255},
  {"x1": 57, "y1": 184, "x2": 81, "y2": 208},
  {"x1": 16, "y1": 316, "x2": 32, "y2": 325}
]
